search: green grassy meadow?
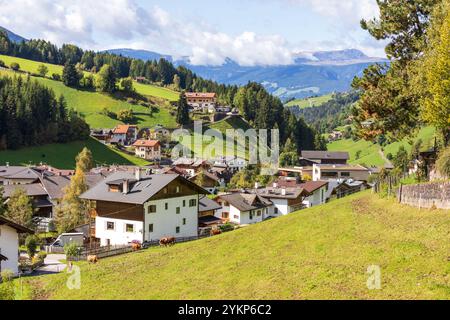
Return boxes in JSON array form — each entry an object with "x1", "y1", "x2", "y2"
[
  {"x1": 19, "y1": 191, "x2": 450, "y2": 300},
  {"x1": 0, "y1": 138, "x2": 149, "y2": 168},
  {"x1": 285, "y1": 94, "x2": 333, "y2": 108},
  {"x1": 328, "y1": 127, "x2": 437, "y2": 167}
]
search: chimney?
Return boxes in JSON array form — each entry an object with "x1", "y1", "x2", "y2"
[
  {"x1": 281, "y1": 188, "x2": 287, "y2": 196},
  {"x1": 123, "y1": 180, "x2": 129, "y2": 194},
  {"x1": 135, "y1": 168, "x2": 142, "y2": 181}
]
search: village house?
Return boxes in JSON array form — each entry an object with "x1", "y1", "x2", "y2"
[
  {"x1": 215, "y1": 193, "x2": 273, "y2": 225},
  {"x1": 172, "y1": 158, "x2": 212, "y2": 177},
  {"x1": 0, "y1": 216, "x2": 34, "y2": 275},
  {"x1": 298, "y1": 181, "x2": 329, "y2": 207},
  {"x1": 312, "y1": 164, "x2": 370, "y2": 182},
  {"x1": 80, "y1": 170, "x2": 208, "y2": 246},
  {"x1": 111, "y1": 125, "x2": 139, "y2": 146},
  {"x1": 189, "y1": 171, "x2": 224, "y2": 194},
  {"x1": 185, "y1": 92, "x2": 217, "y2": 113},
  {"x1": 254, "y1": 185, "x2": 310, "y2": 216},
  {"x1": 150, "y1": 125, "x2": 171, "y2": 139},
  {"x1": 328, "y1": 131, "x2": 344, "y2": 141},
  {"x1": 133, "y1": 140, "x2": 161, "y2": 161},
  {"x1": 91, "y1": 129, "x2": 113, "y2": 144}
]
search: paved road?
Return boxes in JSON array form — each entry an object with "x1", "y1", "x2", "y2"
[{"x1": 33, "y1": 254, "x2": 67, "y2": 276}]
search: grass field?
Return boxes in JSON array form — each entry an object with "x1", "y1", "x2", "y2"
[
  {"x1": 133, "y1": 81, "x2": 179, "y2": 102},
  {"x1": 285, "y1": 94, "x2": 333, "y2": 108},
  {"x1": 0, "y1": 138, "x2": 149, "y2": 168},
  {"x1": 328, "y1": 127, "x2": 437, "y2": 167},
  {"x1": 0, "y1": 68, "x2": 178, "y2": 129},
  {"x1": 19, "y1": 191, "x2": 450, "y2": 300}
]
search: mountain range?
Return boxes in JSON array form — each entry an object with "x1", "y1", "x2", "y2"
[
  {"x1": 107, "y1": 48, "x2": 387, "y2": 100},
  {"x1": 0, "y1": 26, "x2": 387, "y2": 100}
]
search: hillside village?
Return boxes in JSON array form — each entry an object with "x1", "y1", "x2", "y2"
[{"x1": 0, "y1": 0, "x2": 449, "y2": 303}]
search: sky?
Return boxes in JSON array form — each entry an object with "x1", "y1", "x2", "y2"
[{"x1": 0, "y1": 0, "x2": 386, "y2": 66}]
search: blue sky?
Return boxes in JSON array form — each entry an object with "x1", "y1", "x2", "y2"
[{"x1": 0, "y1": 0, "x2": 386, "y2": 65}]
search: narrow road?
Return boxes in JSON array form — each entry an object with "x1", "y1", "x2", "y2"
[
  {"x1": 379, "y1": 149, "x2": 393, "y2": 167},
  {"x1": 33, "y1": 254, "x2": 67, "y2": 276}
]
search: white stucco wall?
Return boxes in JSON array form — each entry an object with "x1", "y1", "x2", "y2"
[
  {"x1": 0, "y1": 225, "x2": 19, "y2": 275},
  {"x1": 144, "y1": 195, "x2": 199, "y2": 241},
  {"x1": 270, "y1": 198, "x2": 290, "y2": 216},
  {"x1": 303, "y1": 186, "x2": 327, "y2": 208},
  {"x1": 96, "y1": 217, "x2": 144, "y2": 246},
  {"x1": 228, "y1": 205, "x2": 265, "y2": 225}
]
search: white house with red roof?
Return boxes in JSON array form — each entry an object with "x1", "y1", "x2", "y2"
[
  {"x1": 111, "y1": 124, "x2": 139, "y2": 146},
  {"x1": 185, "y1": 92, "x2": 217, "y2": 112},
  {"x1": 133, "y1": 140, "x2": 161, "y2": 161}
]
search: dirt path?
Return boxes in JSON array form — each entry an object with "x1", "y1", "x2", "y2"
[{"x1": 379, "y1": 149, "x2": 393, "y2": 167}]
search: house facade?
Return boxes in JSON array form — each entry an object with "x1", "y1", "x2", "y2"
[
  {"x1": 255, "y1": 186, "x2": 309, "y2": 216},
  {"x1": 133, "y1": 140, "x2": 161, "y2": 161},
  {"x1": 81, "y1": 170, "x2": 208, "y2": 246},
  {"x1": 185, "y1": 93, "x2": 217, "y2": 112},
  {"x1": 299, "y1": 181, "x2": 329, "y2": 207},
  {"x1": 112, "y1": 125, "x2": 139, "y2": 146},
  {"x1": 0, "y1": 216, "x2": 34, "y2": 275},
  {"x1": 215, "y1": 193, "x2": 272, "y2": 225},
  {"x1": 312, "y1": 164, "x2": 370, "y2": 182}
]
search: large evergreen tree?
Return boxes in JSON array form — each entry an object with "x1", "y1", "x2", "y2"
[
  {"x1": 62, "y1": 62, "x2": 81, "y2": 87},
  {"x1": 176, "y1": 93, "x2": 190, "y2": 126},
  {"x1": 95, "y1": 64, "x2": 117, "y2": 93}
]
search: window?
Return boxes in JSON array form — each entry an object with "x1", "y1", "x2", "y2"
[
  {"x1": 250, "y1": 212, "x2": 253, "y2": 220},
  {"x1": 183, "y1": 200, "x2": 186, "y2": 207},
  {"x1": 163, "y1": 188, "x2": 168, "y2": 194},
  {"x1": 222, "y1": 212, "x2": 229, "y2": 219},
  {"x1": 234, "y1": 215, "x2": 239, "y2": 220},
  {"x1": 176, "y1": 227, "x2": 180, "y2": 234},
  {"x1": 148, "y1": 205, "x2": 157, "y2": 213},
  {"x1": 126, "y1": 224, "x2": 134, "y2": 233},
  {"x1": 149, "y1": 224, "x2": 154, "y2": 233},
  {"x1": 341, "y1": 172, "x2": 351, "y2": 177},
  {"x1": 189, "y1": 199, "x2": 197, "y2": 207},
  {"x1": 257, "y1": 210, "x2": 262, "y2": 217},
  {"x1": 274, "y1": 208, "x2": 279, "y2": 214},
  {"x1": 183, "y1": 218, "x2": 186, "y2": 225},
  {"x1": 165, "y1": 203, "x2": 169, "y2": 210},
  {"x1": 176, "y1": 207, "x2": 181, "y2": 214},
  {"x1": 106, "y1": 222, "x2": 115, "y2": 231},
  {"x1": 176, "y1": 186, "x2": 181, "y2": 193}
]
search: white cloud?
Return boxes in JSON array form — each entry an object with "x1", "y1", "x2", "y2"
[{"x1": 0, "y1": 0, "x2": 384, "y2": 65}]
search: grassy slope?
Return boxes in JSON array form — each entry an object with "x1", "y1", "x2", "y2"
[
  {"x1": 285, "y1": 94, "x2": 333, "y2": 108},
  {"x1": 133, "y1": 81, "x2": 179, "y2": 102},
  {"x1": 328, "y1": 127, "x2": 437, "y2": 167},
  {"x1": 0, "y1": 138, "x2": 149, "y2": 168},
  {"x1": 0, "y1": 68, "x2": 178, "y2": 129},
  {"x1": 24, "y1": 191, "x2": 450, "y2": 300}
]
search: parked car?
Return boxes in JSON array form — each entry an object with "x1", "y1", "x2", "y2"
[{"x1": 50, "y1": 233, "x2": 85, "y2": 248}]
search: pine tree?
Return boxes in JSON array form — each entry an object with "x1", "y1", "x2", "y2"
[
  {"x1": 95, "y1": 64, "x2": 117, "y2": 93},
  {"x1": 62, "y1": 62, "x2": 81, "y2": 87},
  {"x1": 176, "y1": 93, "x2": 190, "y2": 126}
]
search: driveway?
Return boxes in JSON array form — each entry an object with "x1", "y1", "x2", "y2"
[{"x1": 33, "y1": 254, "x2": 67, "y2": 276}]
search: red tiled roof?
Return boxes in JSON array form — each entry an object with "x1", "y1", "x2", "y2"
[
  {"x1": 113, "y1": 125, "x2": 137, "y2": 134},
  {"x1": 133, "y1": 140, "x2": 160, "y2": 148},
  {"x1": 299, "y1": 181, "x2": 329, "y2": 193}
]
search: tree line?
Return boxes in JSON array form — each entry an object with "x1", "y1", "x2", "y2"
[{"x1": 0, "y1": 75, "x2": 90, "y2": 150}]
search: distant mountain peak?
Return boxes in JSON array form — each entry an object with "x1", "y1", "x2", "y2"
[{"x1": 0, "y1": 26, "x2": 27, "y2": 43}]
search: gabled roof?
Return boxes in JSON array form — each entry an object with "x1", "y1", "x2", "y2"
[
  {"x1": 0, "y1": 166, "x2": 40, "y2": 180},
  {"x1": 2, "y1": 183, "x2": 47, "y2": 198},
  {"x1": 218, "y1": 193, "x2": 272, "y2": 212},
  {"x1": 0, "y1": 216, "x2": 34, "y2": 234},
  {"x1": 199, "y1": 196, "x2": 221, "y2": 212},
  {"x1": 301, "y1": 151, "x2": 350, "y2": 160},
  {"x1": 113, "y1": 125, "x2": 138, "y2": 135},
  {"x1": 299, "y1": 181, "x2": 329, "y2": 193},
  {"x1": 80, "y1": 172, "x2": 207, "y2": 205},
  {"x1": 255, "y1": 187, "x2": 309, "y2": 200},
  {"x1": 133, "y1": 140, "x2": 160, "y2": 148},
  {"x1": 0, "y1": 253, "x2": 8, "y2": 261}
]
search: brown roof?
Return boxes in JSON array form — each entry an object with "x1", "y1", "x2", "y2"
[
  {"x1": 113, "y1": 125, "x2": 137, "y2": 134},
  {"x1": 185, "y1": 92, "x2": 216, "y2": 99},
  {"x1": 256, "y1": 187, "x2": 309, "y2": 200},
  {"x1": 0, "y1": 216, "x2": 34, "y2": 234},
  {"x1": 218, "y1": 193, "x2": 272, "y2": 212},
  {"x1": 133, "y1": 140, "x2": 160, "y2": 148},
  {"x1": 299, "y1": 181, "x2": 329, "y2": 193}
]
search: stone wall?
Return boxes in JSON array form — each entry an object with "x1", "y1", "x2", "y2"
[{"x1": 399, "y1": 182, "x2": 450, "y2": 209}]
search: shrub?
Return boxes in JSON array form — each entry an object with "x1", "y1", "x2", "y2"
[
  {"x1": 10, "y1": 62, "x2": 20, "y2": 71},
  {"x1": 0, "y1": 60, "x2": 5, "y2": 68},
  {"x1": 219, "y1": 223, "x2": 235, "y2": 233},
  {"x1": 64, "y1": 243, "x2": 81, "y2": 260},
  {"x1": 25, "y1": 235, "x2": 39, "y2": 259},
  {"x1": 116, "y1": 109, "x2": 135, "y2": 122},
  {"x1": 0, "y1": 270, "x2": 15, "y2": 300},
  {"x1": 52, "y1": 73, "x2": 61, "y2": 81},
  {"x1": 436, "y1": 145, "x2": 450, "y2": 178}
]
